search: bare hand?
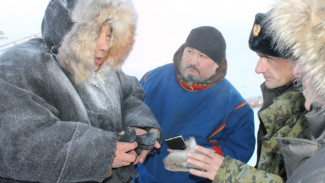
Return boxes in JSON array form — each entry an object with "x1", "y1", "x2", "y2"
[
  {"x1": 186, "y1": 145, "x2": 224, "y2": 180},
  {"x1": 166, "y1": 147, "x2": 188, "y2": 153},
  {"x1": 112, "y1": 141, "x2": 138, "y2": 168}
]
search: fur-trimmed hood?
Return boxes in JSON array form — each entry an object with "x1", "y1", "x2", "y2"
[
  {"x1": 265, "y1": 0, "x2": 325, "y2": 98},
  {"x1": 173, "y1": 44, "x2": 227, "y2": 84},
  {"x1": 41, "y1": 0, "x2": 137, "y2": 84}
]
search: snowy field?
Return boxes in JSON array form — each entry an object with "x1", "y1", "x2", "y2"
[{"x1": 0, "y1": 0, "x2": 278, "y2": 166}]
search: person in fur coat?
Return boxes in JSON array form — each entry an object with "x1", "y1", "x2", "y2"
[
  {"x1": 133, "y1": 26, "x2": 255, "y2": 183},
  {"x1": 0, "y1": 0, "x2": 161, "y2": 182},
  {"x1": 265, "y1": 0, "x2": 325, "y2": 182}
]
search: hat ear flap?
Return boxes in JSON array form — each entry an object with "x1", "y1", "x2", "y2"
[
  {"x1": 173, "y1": 44, "x2": 186, "y2": 73},
  {"x1": 209, "y1": 56, "x2": 227, "y2": 84},
  {"x1": 173, "y1": 44, "x2": 185, "y2": 62}
]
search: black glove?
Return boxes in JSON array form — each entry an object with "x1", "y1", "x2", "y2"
[{"x1": 109, "y1": 127, "x2": 158, "y2": 183}]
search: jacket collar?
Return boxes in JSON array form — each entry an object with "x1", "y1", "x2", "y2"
[
  {"x1": 176, "y1": 74, "x2": 216, "y2": 91},
  {"x1": 259, "y1": 85, "x2": 306, "y2": 139},
  {"x1": 276, "y1": 104, "x2": 325, "y2": 178},
  {"x1": 306, "y1": 103, "x2": 325, "y2": 144}
]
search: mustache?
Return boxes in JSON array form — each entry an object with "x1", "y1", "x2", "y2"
[{"x1": 185, "y1": 64, "x2": 200, "y2": 74}]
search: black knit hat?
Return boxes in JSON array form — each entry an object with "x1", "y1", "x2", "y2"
[
  {"x1": 184, "y1": 26, "x2": 226, "y2": 65},
  {"x1": 249, "y1": 13, "x2": 288, "y2": 58}
]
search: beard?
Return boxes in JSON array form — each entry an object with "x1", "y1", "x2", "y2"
[{"x1": 180, "y1": 64, "x2": 211, "y2": 83}]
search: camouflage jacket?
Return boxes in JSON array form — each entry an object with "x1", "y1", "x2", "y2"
[{"x1": 213, "y1": 85, "x2": 311, "y2": 183}]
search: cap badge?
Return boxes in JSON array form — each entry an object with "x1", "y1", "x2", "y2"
[{"x1": 253, "y1": 24, "x2": 261, "y2": 36}]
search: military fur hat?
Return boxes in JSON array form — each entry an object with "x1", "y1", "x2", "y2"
[{"x1": 248, "y1": 13, "x2": 288, "y2": 58}]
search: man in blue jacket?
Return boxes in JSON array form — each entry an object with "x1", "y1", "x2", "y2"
[{"x1": 134, "y1": 26, "x2": 255, "y2": 183}]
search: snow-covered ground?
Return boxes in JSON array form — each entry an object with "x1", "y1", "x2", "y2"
[{"x1": 0, "y1": 0, "x2": 278, "y2": 167}]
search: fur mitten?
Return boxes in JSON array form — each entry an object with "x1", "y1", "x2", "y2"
[{"x1": 163, "y1": 137, "x2": 208, "y2": 172}]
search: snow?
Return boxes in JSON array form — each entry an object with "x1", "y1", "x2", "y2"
[{"x1": 0, "y1": 0, "x2": 278, "y2": 167}]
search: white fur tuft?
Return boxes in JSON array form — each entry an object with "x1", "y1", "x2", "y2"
[{"x1": 163, "y1": 137, "x2": 212, "y2": 172}]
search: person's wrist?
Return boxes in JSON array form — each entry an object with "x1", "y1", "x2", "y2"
[{"x1": 105, "y1": 167, "x2": 112, "y2": 178}]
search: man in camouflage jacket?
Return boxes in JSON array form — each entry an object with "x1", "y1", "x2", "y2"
[
  {"x1": 266, "y1": 0, "x2": 325, "y2": 182},
  {"x1": 185, "y1": 12, "x2": 311, "y2": 183}
]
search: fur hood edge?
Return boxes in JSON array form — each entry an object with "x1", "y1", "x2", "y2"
[
  {"x1": 57, "y1": 0, "x2": 137, "y2": 84},
  {"x1": 265, "y1": 0, "x2": 325, "y2": 97}
]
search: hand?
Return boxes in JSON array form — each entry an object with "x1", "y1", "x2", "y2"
[
  {"x1": 131, "y1": 127, "x2": 161, "y2": 164},
  {"x1": 136, "y1": 141, "x2": 161, "y2": 164},
  {"x1": 112, "y1": 141, "x2": 138, "y2": 168},
  {"x1": 118, "y1": 127, "x2": 147, "y2": 136},
  {"x1": 131, "y1": 127, "x2": 147, "y2": 136},
  {"x1": 186, "y1": 145, "x2": 224, "y2": 180},
  {"x1": 167, "y1": 148, "x2": 185, "y2": 153}
]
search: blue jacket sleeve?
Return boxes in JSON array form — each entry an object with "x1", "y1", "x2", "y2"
[{"x1": 210, "y1": 102, "x2": 255, "y2": 163}]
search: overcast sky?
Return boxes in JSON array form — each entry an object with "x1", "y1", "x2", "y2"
[{"x1": 127, "y1": 0, "x2": 276, "y2": 72}]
